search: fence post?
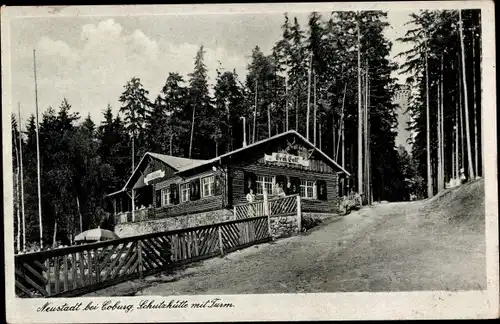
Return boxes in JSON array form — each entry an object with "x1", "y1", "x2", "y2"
[
  {"x1": 296, "y1": 195, "x2": 302, "y2": 233},
  {"x1": 233, "y1": 205, "x2": 237, "y2": 220},
  {"x1": 218, "y1": 226, "x2": 224, "y2": 256},
  {"x1": 263, "y1": 189, "x2": 269, "y2": 216},
  {"x1": 137, "y1": 241, "x2": 143, "y2": 279}
]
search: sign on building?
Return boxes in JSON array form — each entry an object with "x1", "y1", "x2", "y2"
[
  {"x1": 144, "y1": 170, "x2": 165, "y2": 184},
  {"x1": 264, "y1": 152, "x2": 310, "y2": 167}
]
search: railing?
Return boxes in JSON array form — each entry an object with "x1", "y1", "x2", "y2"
[
  {"x1": 234, "y1": 194, "x2": 299, "y2": 219},
  {"x1": 14, "y1": 216, "x2": 271, "y2": 298}
]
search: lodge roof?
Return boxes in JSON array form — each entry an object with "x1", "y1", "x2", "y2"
[
  {"x1": 107, "y1": 130, "x2": 350, "y2": 197},
  {"x1": 147, "y1": 153, "x2": 207, "y2": 171},
  {"x1": 174, "y1": 130, "x2": 351, "y2": 176}
]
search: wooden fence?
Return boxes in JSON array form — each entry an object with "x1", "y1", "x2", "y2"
[
  {"x1": 234, "y1": 194, "x2": 299, "y2": 219},
  {"x1": 14, "y1": 216, "x2": 271, "y2": 298}
]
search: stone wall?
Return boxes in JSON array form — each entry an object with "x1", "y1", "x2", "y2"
[
  {"x1": 115, "y1": 208, "x2": 234, "y2": 238},
  {"x1": 270, "y1": 215, "x2": 299, "y2": 239}
]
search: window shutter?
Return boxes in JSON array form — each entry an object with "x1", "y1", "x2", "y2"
[
  {"x1": 214, "y1": 175, "x2": 222, "y2": 195},
  {"x1": 190, "y1": 179, "x2": 200, "y2": 201},
  {"x1": 155, "y1": 190, "x2": 162, "y2": 207},
  {"x1": 170, "y1": 183, "x2": 179, "y2": 205},
  {"x1": 317, "y1": 180, "x2": 327, "y2": 200}
]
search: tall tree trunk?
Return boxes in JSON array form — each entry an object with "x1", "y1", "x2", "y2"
[
  {"x1": 365, "y1": 63, "x2": 371, "y2": 205},
  {"x1": 52, "y1": 219, "x2": 58, "y2": 248},
  {"x1": 267, "y1": 101, "x2": 271, "y2": 138},
  {"x1": 131, "y1": 135, "x2": 136, "y2": 222},
  {"x1": 357, "y1": 18, "x2": 363, "y2": 196},
  {"x1": 14, "y1": 135, "x2": 21, "y2": 253},
  {"x1": 437, "y1": 60, "x2": 443, "y2": 191},
  {"x1": 472, "y1": 24, "x2": 478, "y2": 178},
  {"x1": 253, "y1": 79, "x2": 258, "y2": 143},
  {"x1": 76, "y1": 196, "x2": 83, "y2": 233},
  {"x1": 319, "y1": 121, "x2": 322, "y2": 150},
  {"x1": 19, "y1": 123, "x2": 26, "y2": 252},
  {"x1": 425, "y1": 40, "x2": 432, "y2": 197},
  {"x1": 189, "y1": 105, "x2": 196, "y2": 158},
  {"x1": 285, "y1": 75, "x2": 289, "y2": 131},
  {"x1": 459, "y1": 67, "x2": 464, "y2": 171},
  {"x1": 459, "y1": 9, "x2": 475, "y2": 180},
  {"x1": 313, "y1": 73, "x2": 317, "y2": 145},
  {"x1": 295, "y1": 97, "x2": 298, "y2": 131},
  {"x1": 170, "y1": 134, "x2": 173, "y2": 155},
  {"x1": 306, "y1": 53, "x2": 312, "y2": 141},
  {"x1": 455, "y1": 98, "x2": 459, "y2": 182},
  {"x1": 440, "y1": 57, "x2": 445, "y2": 187},
  {"x1": 332, "y1": 114, "x2": 336, "y2": 159},
  {"x1": 336, "y1": 83, "x2": 348, "y2": 162}
]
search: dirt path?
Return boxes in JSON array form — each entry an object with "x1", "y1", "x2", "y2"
[{"x1": 88, "y1": 200, "x2": 485, "y2": 296}]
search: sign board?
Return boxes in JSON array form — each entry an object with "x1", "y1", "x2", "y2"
[
  {"x1": 144, "y1": 170, "x2": 165, "y2": 184},
  {"x1": 264, "y1": 152, "x2": 310, "y2": 167}
]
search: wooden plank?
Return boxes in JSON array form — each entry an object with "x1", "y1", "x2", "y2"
[
  {"x1": 218, "y1": 226, "x2": 224, "y2": 256},
  {"x1": 63, "y1": 255, "x2": 69, "y2": 292},
  {"x1": 109, "y1": 244, "x2": 137, "y2": 280},
  {"x1": 101, "y1": 243, "x2": 130, "y2": 281},
  {"x1": 45, "y1": 259, "x2": 51, "y2": 296},
  {"x1": 33, "y1": 260, "x2": 48, "y2": 272},
  {"x1": 87, "y1": 251, "x2": 93, "y2": 285},
  {"x1": 79, "y1": 252, "x2": 85, "y2": 287},
  {"x1": 72, "y1": 253, "x2": 77, "y2": 289},
  {"x1": 137, "y1": 241, "x2": 143, "y2": 278},
  {"x1": 54, "y1": 256, "x2": 60, "y2": 294},
  {"x1": 15, "y1": 279, "x2": 34, "y2": 297},
  {"x1": 94, "y1": 249, "x2": 100, "y2": 283},
  {"x1": 22, "y1": 262, "x2": 47, "y2": 285},
  {"x1": 15, "y1": 268, "x2": 48, "y2": 297}
]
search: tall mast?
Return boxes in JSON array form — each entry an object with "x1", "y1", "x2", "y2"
[
  {"x1": 18, "y1": 103, "x2": 26, "y2": 252},
  {"x1": 33, "y1": 49, "x2": 43, "y2": 250}
]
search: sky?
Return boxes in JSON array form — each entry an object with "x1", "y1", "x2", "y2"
[{"x1": 8, "y1": 10, "x2": 414, "y2": 130}]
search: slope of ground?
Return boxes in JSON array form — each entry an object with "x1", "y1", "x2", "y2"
[
  {"x1": 87, "y1": 180, "x2": 485, "y2": 296},
  {"x1": 423, "y1": 178, "x2": 485, "y2": 232}
]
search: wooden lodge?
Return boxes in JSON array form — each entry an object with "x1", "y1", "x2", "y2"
[{"x1": 107, "y1": 130, "x2": 351, "y2": 224}]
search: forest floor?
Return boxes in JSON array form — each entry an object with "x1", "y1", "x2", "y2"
[{"x1": 87, "y1": 179, "x2": 485, "y2": 296}]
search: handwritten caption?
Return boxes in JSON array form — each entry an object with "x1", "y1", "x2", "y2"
[{"x1": 37, "y1": 298, "x2": 235, "y2": 313}]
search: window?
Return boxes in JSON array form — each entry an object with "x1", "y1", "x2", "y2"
[
  {"x1": 180, "y1": 183, "x2": 190, "y2": 203},
  {"x1": 201, "y1": 176, "x2": 215, "y2": 198},
  {"x1": 256, "y1": 175, "x2": 274, "y2": 195},
  {"x1": 161, "y1": 187, "x2": 170, "y2": 206},
  {"x1": 300, "y1": 180, "x2": 316, "y2": 199}
]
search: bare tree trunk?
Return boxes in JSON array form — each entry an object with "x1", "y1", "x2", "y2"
[
  {"x1": 18, "y1": 102, "x2": 26, "y2": 252},
  {"x1": 425, "y1": 41, "x2": 432, "y2": 197},
  {"x1": 336, "y1": 83, "x2": 348, "y2": 161},
  {"x1": 306, "y1": 53, "x2": 312, "y2": 141},
  {"x1": 295, "y1": 97, "x2": 298, "y2": 131},
  {"x1": 131, "y1": 135, "x2": 136, "y2": 222},
  {"x1": 319, "y1": 121, "x2": 322, "y2": 150},
  {"x1": 285, "y1": 75, "x2": 289, "y2": 131},
  {"x1": 357, "y1": 18, "x2": 363, "y2": 196},
  {"x1": 440, "y1": 57, "x2": 445, "y2": 186},
  {"x1": 472, "y1": 25, "x2": 478, "y2": 178},
  {"x1": 189, "y1": 105, "x2": 196, "y2": 158},
  {"x1": 459, "y1": 9, "x2": 475, "y2": 180},
  {"x1": 313, "y1": 73, "x2": 317, "y2": 145},
  {"x1": 52, "y1": 220, "x2": 57, "y2": 248},
  {"x1": 365, "y1": 63, "x2": 371, "y2": 205},
  {"x1": 437, "y1": 60, "x2": 443, "y2": 191},
  {"x1": 76, "y1": 196, "x2": 83, "y2": 233},
  {"x1": 267, "y1": 101, "x2": 271, "y2": 138},
  {"x1": 14, "y1": 136, "x2": 21, "y2": 253},
  {"x1": 455, "y1": 98, "x2": 459, "y2": 182},
  {"x1": 459, "y1": 70, "x2": 464, "y2": 171},
  {"x1": 253, "y1": 79, "x2": 258, "y2": 143},
  {"x1": 170, "y1": 134, "x2": 173, "y2": 155}
]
